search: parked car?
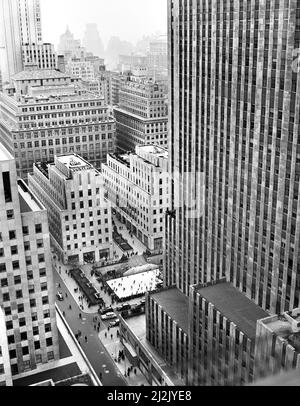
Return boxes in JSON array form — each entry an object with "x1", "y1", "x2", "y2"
[
  {"x1": 99, "y1": 306, "x2": 114, "y2": 315},
  {"x1": 109, "y1": 319, "x2": 120, "y2": 328},
  {"x1": 116, "y1": 303, "x2": 131, "y2": 312},
  {"x1": 101, "y1": 312, "x2": 117, "y2": 321},
  {"x1": 56, "y1": 292, "x2": 64, "y2": 301}
]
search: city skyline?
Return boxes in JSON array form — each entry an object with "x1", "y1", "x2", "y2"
[{"x1": 40, "y1": 0, "x2": 167, "y2": 49}]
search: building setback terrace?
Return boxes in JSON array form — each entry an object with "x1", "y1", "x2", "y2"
[{"x1": 196, "y1": 282, "x2": 269, "y2": 340}]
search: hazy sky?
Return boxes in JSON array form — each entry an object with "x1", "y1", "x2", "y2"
[{"x1": 40, "y1": 0, "x2": 167, "y2": 49}]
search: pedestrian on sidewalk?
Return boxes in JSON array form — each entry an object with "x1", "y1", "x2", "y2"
[
  {"x1": 62, "y1": 311, "x2": 65, "y2": 317},
  {"x1": 65, "y1": 292, "x2": 68, "y2": 298},
  {"x1": 79, "y1": 313, "x2": 82, "y2": 319},
  {"x1": 111, "y1": 334, "x2": 113, "y2": 340},
  {"x1": 99, "y1": 372, "x2": 103, "y2": 380},
  {"x1": 105, "y1": 332, "x2": 107, "y2": 338},
  {"x1": 85, "y1": 336, "x2": 88, "y2": 343},
  {"x1": 69, "y1": 304, "x2": 72, "y2": 310}
]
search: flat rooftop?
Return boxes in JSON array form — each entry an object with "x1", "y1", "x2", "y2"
[
  {"x1": 18, "y1": 180, "x2": 44, "y2": 213},
  {"x1": 0, "y1": 143, "x2": 14, "y2": 162},
  {"x1": 56, "y1": 154, "x2": 91, "y2": 170},
  {"x1": 196, "y1": 282, "x2": 269, "y2": 340},
  {"x1": 137, "y1": 145, "x2": 168, "y2": 158},
  {"x1": 12, "y1": 69, "x2": 69, "y2": 81},
  {"x1": 150, "y1": 287, "x2": 189, "y2": 334}
]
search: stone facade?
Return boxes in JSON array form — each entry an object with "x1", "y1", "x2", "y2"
[
  {"x1": 0, "y1": 68, "x2": 116, "y2": 180},
  {"x1": 28, "y1": 154, "x2": 113, "y2": 265},
  {"x1": 114, "y1": 74, "x2": 168, "y2": 152},
  {"x1": 0, "y1": 142, "x2": 59, "y2": 381},
  {"x1": 102, "y1": 145, "x2": 169, "y2": 252}
]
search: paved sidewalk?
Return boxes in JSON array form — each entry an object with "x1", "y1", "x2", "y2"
[
  {"x1": 113, "y1": 215, "x2": 147, "y2": 256},
  {"x1": 99, "y1": 328, "x2": 149, "y2": 386},
  {"x1": 53, "y1": 257, "x2": 98, "y2": 314}
]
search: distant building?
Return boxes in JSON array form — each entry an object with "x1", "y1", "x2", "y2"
[
  {"x1": 66, "y1": 59, "x2": 95, "y2": 82},
  {"x1": 29, "y1": 154, "x2": 113, "y2": 265},
  {"x1": 114, "y1": 74, "x2": 168, "y2": 152},
  {"x1": 147, "y1": 35, "x2": 168, "y2": 78},
  {"x1": 58, "y1": 26, "x2": 86, "y2": 62},
  {"x1": 0, "y1": 67, "x2": 116, "y2": 180},
  {"x1": 0, "y1": 142, "x2": 59, "y2": 380},
  {"x1": 102, "y1": 145, "x2": 169, "y2": 252},
  {"x1": 82, "y1": 23, "x2": 105, "y2": 59},
  {"x1": 118, "y1": 54, "x2": 148, "y2": 73}
]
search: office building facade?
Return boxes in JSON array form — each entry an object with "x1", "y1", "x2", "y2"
[
  {"x1": 0, "y1": 142, "x2": 59, "y2": 380},
  {"x1": 28, "y1": 154, "x2": 113, "y2": 265},
  {"x1": 0, "y1": 68, "x2": 116, "y2": 180},
  {"x1": 102, "y1": 145, "x2": 169, "y2": 252},
  {"x1": 114, "y1": 74, "x2": 168, "y2": 152},
  {"x1": 22, "y1": 43, "x2": 57, "y2": 70}
]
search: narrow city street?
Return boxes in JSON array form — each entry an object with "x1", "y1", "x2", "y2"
[{"x1": 53, "y1": 268, "x2": 127, "y2": 387}]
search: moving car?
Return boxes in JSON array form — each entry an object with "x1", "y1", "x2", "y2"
[
  {"x1": 56, "y1": 292, "x2": 64, "y2": 301},
  {"x1": 101, "y1": 312, "x2": 117, "y2": 321},
  {"x1": 109, "y1": 319, "x2": 120, "y2": 328}
]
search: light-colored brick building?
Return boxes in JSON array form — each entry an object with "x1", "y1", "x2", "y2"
[
  {"x1": 114, "y1": 74, "x2": 168, "y2": 152},
  {"x1": 0, "y1": 142, "x2": 59, "y2": 381},
  {"x1": 102, "y1": 145, "x2": 169, "y2": 252},
  {"x1": 29, "y1": 154, "x2": 113, "y2": 265},
  {"x1": 0, "y1": 67, "x2": 116, "y2": 180}
]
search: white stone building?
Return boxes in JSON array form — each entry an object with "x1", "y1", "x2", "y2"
[
  {"x1": 102, "y1": 145, "x2": 169, "y2": 252},
  {"x1": 29, "y1": 154, "x2": 113, "y2": 265},
  {"x1": 0, "y1": 142, "x2": 59, "y2": 381},
  {"x1": 66, "y1": 59, "x2": 95, "y2": 82}
]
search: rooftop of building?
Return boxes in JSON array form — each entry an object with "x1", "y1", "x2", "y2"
[
  {"x1": 150, "y1": 287, "x2": 189, "y2": 334},
  {"x1": 56, "y1": 154, "x2": 92, "y2": 171},
  {"x1": 123, "y1": 314, "x2": 185, "y2": 386},
  {"x1": 136, "y1": 145, "x2": 168, "y2": 159},
  {"x1": 114, "y1": 106, "x2": 168, "y2": 122},
  {"x1": 260, "y1": 309, "x2": 300, "y2": 353},
  {"x1": 0, "y1": 143, "x2": 14, "y2": 162},
  {"x1": 107, "y1": 153, "x2": 131, "y2": 168},
  {"x1": 12, "y1": 69, "x2": 69, "y2": 81},
  {"x1": 18, "y1": 180, "x2": 44, "y2": 213},
  {"x1": 195, "y1": 281, "x2": 269, "y2": 340}
]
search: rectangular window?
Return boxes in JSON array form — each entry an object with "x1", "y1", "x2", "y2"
[{"x1": 2, "y1": 172, "x2": 12, "y2": 203}]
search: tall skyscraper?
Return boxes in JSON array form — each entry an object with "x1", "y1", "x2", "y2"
[
  {"x1": 0, "y1": 0, "x2": 23, "y2": 82},
  {"x1": 0, "y1": 0, "x2": 56, "y2": 82},
  {"x1": 17, "y1": 0, "x2": 43, "y2": 44},
  {"x1": 0, "y1": 142, "x2": 59, "y2": 380},
  {"x1": 144, "y1": 0, "x2": 300, "y2": 386},
  {"x1": 82, "y1": 24, "x2": 105, "y2": 59}
]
